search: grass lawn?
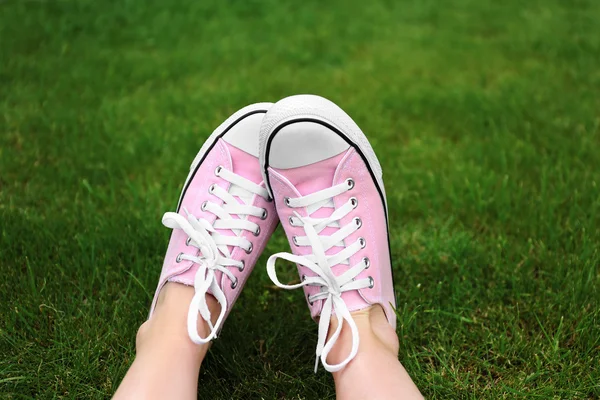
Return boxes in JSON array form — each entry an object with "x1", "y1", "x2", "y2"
[{"x1": 1, "y1": 0, "x2": 599, "y2": 398}]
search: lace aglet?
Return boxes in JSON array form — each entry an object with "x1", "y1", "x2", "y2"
[{"x1": 314, "y1": 356, "x2": 319, "y2": 373}]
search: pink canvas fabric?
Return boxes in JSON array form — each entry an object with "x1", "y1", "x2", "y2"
[
  {"x1": 268, "y1": 147, "x2": 396, "y2": 329},
  {"x1": 149, "y1": 139, "x2": 278, "y2": 322}
]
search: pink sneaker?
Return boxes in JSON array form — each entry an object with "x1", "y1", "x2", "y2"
[
  {"x1": 150, "y1": 103, "x2": 278, "y2": 344},
  {"x1": 258, "y1": 95, "x2": 396, "y2": 372}
]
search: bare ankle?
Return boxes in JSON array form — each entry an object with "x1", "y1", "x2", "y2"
[
  {"x1": 135, "y1": 320, "x2": 152, "y2": 351},
  {"x1": 344, "y1": 305, "x2": 399, "y2": 353},
  {"x1": 326, "y1": 305, "x2": 399, "y2": 367},
  {"x1": 365, "y1": 305, "x2": 399, "y2": 355},
  {"x1": 136, "y1": 283, "x2": 218, "y2": 355}
]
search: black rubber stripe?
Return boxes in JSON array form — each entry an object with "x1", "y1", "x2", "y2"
[
  {"x1": 263, "y1": 118, "x2": 396, "y2": 298},
  {"x1": 176, "y1": 109, "x2": 268, "y2": 212}
]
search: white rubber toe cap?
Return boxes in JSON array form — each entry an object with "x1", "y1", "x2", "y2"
[
  {"x1": 268, "y1": 121, "x2": 350, "y2": 169},
  {"x1": 222, "y1": 111, "x2": 267, "y2": 157}
]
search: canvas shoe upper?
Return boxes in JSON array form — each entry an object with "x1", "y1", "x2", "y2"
[
  {"x1": 258, "y1": 95, "x2": 396, "y2": 372},
  {"x1": 150, "y1": 103, "x2": 278, "y2": 344}
]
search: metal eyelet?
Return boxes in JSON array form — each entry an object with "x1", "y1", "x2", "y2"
[
  {"x1": 359, "y1": 237, "x2": 366, "y2": 248},
  {"x1": 215, "y1": 165, "x2": 222, "y2": 176},
  {"x1": 245, "y1": 242, "x2": 253, "y2": 254},
  {"x1": 350, "y1": 197, "x2": 358, "y2": 208},
  {"x1": 301, "y1": 274, "x2": 307, "y2": 282},
  {"x1": 239, "y1": 260, "x2": 245, "y2": 271},
  {"x1": 284, "y1": 197, "x2": 291, "y2": 206},
  {"x1": 253, "y1": 226, "x2": 260, "y2": 236},
  {"x1": 201, "y1": 201, "x2": 208, "y2": 211},
  {"x1": 260, "y1": 209, "x2": 268, "y2": 220},
  {"x1": 354, "y1": 217, "x2": 362, "y2": 228},
  {"x1": 307, "y1": 295, "x2": 314, "y2": 306},
  {"x1": 230, "y1": 278, "x2": 238, "y2": 289},
  {"x1": 288, "y1": 216, "x2": 295, "y2": 226},
  {"x1": 186, "y1": 237, "x2": 192, "y2": 246},
  {"x1": 292, "y1": 236, "x2": 299, "y2": 246},
  {"x1": 176, "y1": 252, "x2": 184, "y2": 263},
  {"x1": 368, "y1": 276, "x2": 374, "y2": 288},
  {"x1": 208, "y1": 184, "x2": 216, "y2": 194},
  {"x1": 363, "y1": 257, "x2": 370, "y2": 269},
  {"x1": 346, "y1": 178, "x2": 355, "y2": 189},
  {"x1": 266, "y1": 195, "x2": 274, "y2": 203}
]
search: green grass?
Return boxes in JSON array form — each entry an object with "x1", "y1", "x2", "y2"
[{"x1": 1, "y1": 0, "x2": 599, "y2": 398}]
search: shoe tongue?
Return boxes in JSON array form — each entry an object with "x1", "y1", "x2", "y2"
[
  {"x1": 212, "y1": 141, "x2": 262, "y2": 261},
  {"x1": 185, "y1": 139, "x2": 264, "y2": 289},
  {"x1": 272, "y1": 150, "x2": 348, "y2": 197},
  {"x1": 273, "y1": 150, "x2": 350, "y2": 261},
  {"x1": 224, "y1": 141, "x2": 263, "y2": 185}
]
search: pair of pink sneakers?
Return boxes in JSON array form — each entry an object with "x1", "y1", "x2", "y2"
[{"x1": 150, "y1": 95, "x2": 396, "y2": 373}]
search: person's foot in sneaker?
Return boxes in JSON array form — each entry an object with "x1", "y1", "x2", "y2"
[
  {"x1": 114, "y1": 103, "x2": 279, "y2": 399},
  {"x1": 152, "y1": 102, "x2": 279, "y2": 343},
  {"x1": 259, "y1": 95, "x2": 422, "y2": 398}
]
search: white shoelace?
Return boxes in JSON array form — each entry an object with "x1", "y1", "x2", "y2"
[
  {"x1": 266, "y1": 178, "x2": 372, "y2": 372},
  {"x1": 162, "y1": 166, "x2": 270, "y2": 344}
]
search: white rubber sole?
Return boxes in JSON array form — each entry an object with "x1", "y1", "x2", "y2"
[
  {"x1": 175, "y1": 102, "x2": 273, "y2": 210},
  {"x1": 258, "y1": 94, "x2": 387, "y2": 213}
]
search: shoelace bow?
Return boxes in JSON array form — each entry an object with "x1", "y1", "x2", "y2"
[
  {"x1": 266, "y1": 178, "x2": 372, "y2": 372},
  {"x1": 162, "y1": 166, "x2": 270, "y2": 344}
]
